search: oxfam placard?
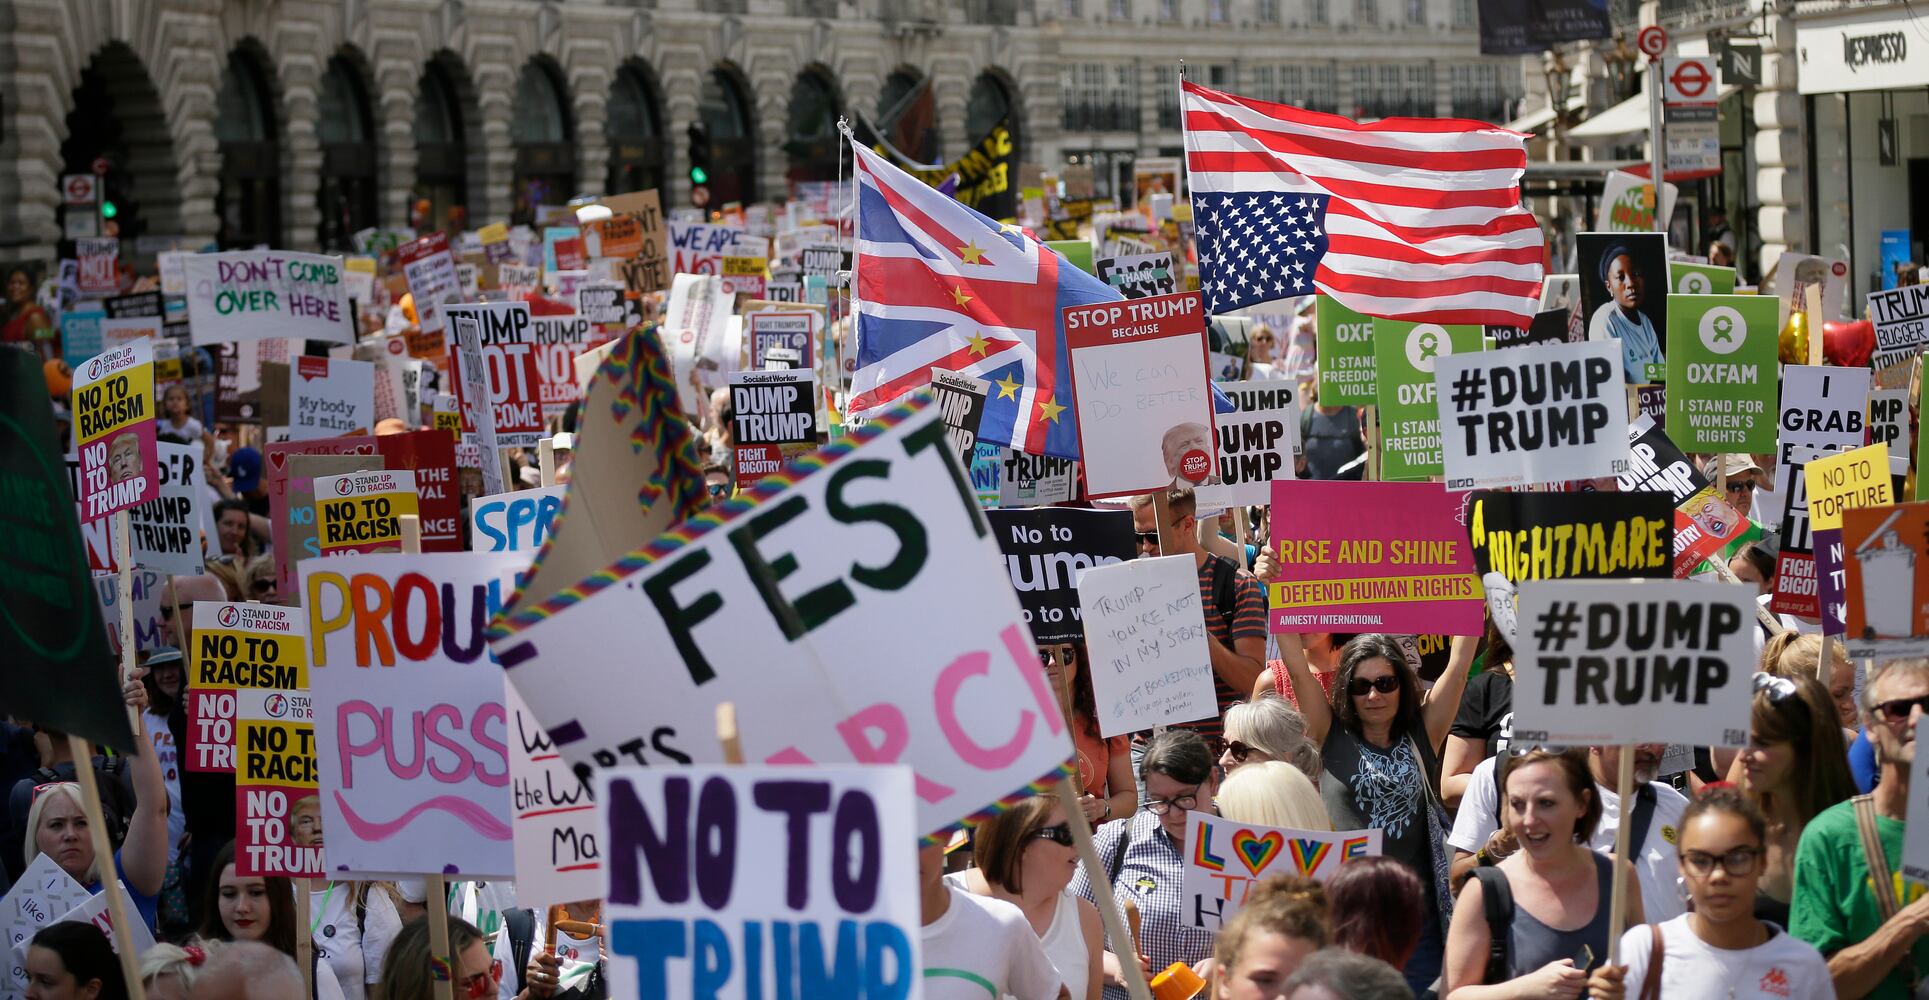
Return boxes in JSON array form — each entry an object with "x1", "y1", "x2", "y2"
[
  {"x1": 1316, "y1": 295, "x2": 1375, "y2": 406},
  {"x1": 1665, "y1": 295, "x2": 1779, "y2": 454},
  {"x1": 1373, "y1": 319, "x2": 1485, "y2": 481}
]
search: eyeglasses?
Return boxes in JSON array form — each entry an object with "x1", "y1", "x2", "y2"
[
  {"x1": 458, "y1": 960, "x2": 502, "y2": 999},
  {"x1": 1142, "y1": 789, "x2": 1201, "y2": 815},
  {"x1": 250, "y1": 578, "x2": 276, "y2": 594},
  {"x1": 1222, "y1": 740, "x2": 1257, "y2": 763},
  {"x1": 1874, "y1": 694, "x2": 1929, "y2": 724},
  {"x1": 1753, "y1": 673, "x2": 1798, "y2": 702},
  {"x1": 707, "y1": 482, "x2": 730, "y2": 497},
  {"x1": 1681, "y1": 847, "x2": 1762, "y2": 877},
  {"x1": 1032, "y1": 823, "x2": 1075, "y2": 847},
  {"x1": 1725, "y1": 480, "x2": 1757, "y2": 494},
  {"x1": 1349, "y1": 676, "x2": 1401, "y2": 696}
]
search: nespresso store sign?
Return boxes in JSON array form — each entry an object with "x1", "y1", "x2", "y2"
[{"x1": 1798, "y1": 5, "x2": 1926, "y2": 93}]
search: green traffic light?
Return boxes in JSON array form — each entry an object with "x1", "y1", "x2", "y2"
[
  {"x1": 101, "y1": 200, "x2": 118, "y2": 220},
  {"x1": 689, "y1": 166, "x2": 709, "y2": 185}
]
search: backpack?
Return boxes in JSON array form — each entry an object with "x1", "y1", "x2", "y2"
[
  {"x1": 34, "y1": 756, "x2": 133, "y2": 850},
  {"x1": 1203, "y1": 554, "x2": 1242, "y2": 640},
  {"x1": 1471, "y1": 866, "x2": 1515, "y2": 984}
]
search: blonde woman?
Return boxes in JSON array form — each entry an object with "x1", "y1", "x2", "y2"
[
  {"x1": 1220, "y1": 699, "x2": 1321, "y2": 783},
  {"x1": 1216, "y1": 762, "x2": 1333, "y2": 832}
]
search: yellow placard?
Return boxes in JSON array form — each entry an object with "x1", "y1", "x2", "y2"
[
  {"x1": 315, "y1": 470, "x2": 420, "y2": 553},
  {"x1": 723, "y1": 256, "x2": 769, "y2": 278},
  {"x1": 1805, "y1": 443, "x2": 1893, "y2": 531},
  {"x1": 239, "y1": 719, "x2": 318, "y2": 788}
]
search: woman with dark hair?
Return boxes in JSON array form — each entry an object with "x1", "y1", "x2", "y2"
[
  {"x1": 1051, "y1": 643, "x2": 1136, "y2": 826},
  {"x1": 24, "y1": 922, "x2": 128, "y2": 1000},
  {"x1": 1210, "y1": 876, "x2": 1329, "y2": 998},
  {"x1": 1280, "y1": 632, "x2": 1475, "y2": 993},
  {"x1": 954, "y1": 794, "x2": 1105, "y2": 999},
  {"x1": 1733, "y1": 672, "x2": 1856, "y2": 925},
  {"x1": 1324, "y1": 856, "x2": 1425, "y2": 970},
  {"x1": 1, "y1": 264, "x2": 54, "y2": 348},
  {"x1": 1728, "y1": 540, "x2": 1776, "y2": 596},
  {"x1": 1441, "y1": 619, "x2": 1515, "y2": 811},
  {"x1": 198, "y1": 841, "x2": 300, "y2": 958}
]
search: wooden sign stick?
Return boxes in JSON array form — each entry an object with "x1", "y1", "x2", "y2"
[
  {"x1": 115, "y1": 511, "x2": 140, "y2": 731},
  {"x1": 538, "y1": 438, "x2": 557, "y2": 488},
  {"x1": 296, "y1": 883, "x2": 314, "y2": 998},
  {"x1": 717, "y1": 702, "x2": 744, "y2": 765},
  {"x1": 66, "y1": 734, "x2": 148, "y2": 1000},
  {"x1": 1604, "y1": 745, "x2": 1636, "y2": 963},
  {"x1": 397, "y1": 513, "x2": 455, "y2": 1000}
]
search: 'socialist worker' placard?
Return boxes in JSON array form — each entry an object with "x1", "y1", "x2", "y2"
[
  {"x1": 1373, "y1": 319, "x2": 1485, "y2": 482},
  {"x1": 313, "y1": 469, "x2": 418, "y2": 555},
  {"x1": 1268, "y1": 480, "x2": 1483, "y2": 636},
  {"x1": 1665, "y1": 294, "x2": 1779, "y2": 454},
  {"x1": 1064, "y1": 291, "x2": 1218, "y2": 499},
  {"x1": 72, "y1": 338, "x2": 160, "y2": 521},
  {"x1": 1434, "y1": 339, "x2": 1628, "y2": 490},
  {"x1": 1513, "y1": 578, "x2": 1758, "y2": 748},
  {"x1": 730, "y1": 369, "x2": 817, "y2": 486},
  {"x1": 1196, "y1": 380, "x2": 1301, "y2": 509}
]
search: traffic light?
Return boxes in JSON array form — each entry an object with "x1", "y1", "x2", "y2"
[{"x1": 686, "y1": 122, "x2": 711, "y2": 206}]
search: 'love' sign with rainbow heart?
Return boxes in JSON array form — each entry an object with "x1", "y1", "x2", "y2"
[{"x1": 1180, "y1": 812, "x2": 1381, "y2": 930}]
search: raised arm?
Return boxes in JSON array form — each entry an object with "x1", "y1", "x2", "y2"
[
  {"x1": 119, "y1": 673, "x2": 168, "y2": 896},
  {"x1": 1421, "y1": 634, "x2": 1478, "y2": 754},
  {"x1": 1276, "y1": 633, "x2": 1333, "y2": 744}
]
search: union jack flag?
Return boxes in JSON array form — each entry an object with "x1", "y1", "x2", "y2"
[{"x1": 847, "y1": 140, "x2": 1119, "y2": 460}]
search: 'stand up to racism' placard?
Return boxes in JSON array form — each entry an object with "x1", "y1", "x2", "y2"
[
  {"x1": 490, "y1": 398, "x2": 1073, "y2": 839},
  {"x1": 1268, "y1": 481, "x2": 1483, "y2": 635},
  {"x1": 1182, "y1": 812, "x2": 1381, "y2": 930},
  {"x1": 1064, "y1": 291, "x2": 1218, "y2": 499},
  {"x1": 1078, "y1": 554, "x2": 1217, "y2": 737},
  {"x1": 72, "y1": 339, "x2": 159, "y2": 521},
  {"x1": 186, "y1": 603, "x2": 306, "y2": 774},
  {"x1": 597, "y1": 766, "x2": 919, "y2": 1000},
  {"x1": 233, "y1": 654, "x2": 320, "y2": 878},
  {"x1": 1434, "y1": 339, "x2": 1628, "y2": 490},
  {"x1": 1512, "y1": 579, "x2": 1758, "y2": 748}
]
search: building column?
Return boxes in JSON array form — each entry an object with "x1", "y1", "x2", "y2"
[{"x1": 1752, "y1": 8, "x2": 1805, "y2": 271}]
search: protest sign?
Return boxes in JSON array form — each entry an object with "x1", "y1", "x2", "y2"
[
  {"x1": 398, "y1": 233, "x2": 462, "y2": 335},
  {"x1": 1078, "y1": 554, "x2": 1217, "y2": 736},
  {"x1": 279, "y1": 453, "x2": 381, "y2": 589},
  {"x1": 1, "y1": 855, "x2": 92, "y2": 996},
  {"x1": 1904, "y1": 717, "x2": 1929, "y2": 884},
  {"x1": 1466, "y1": 491, "x2": 1674, "y2": 643},
  {"x1": 75, "y1": 237, "x2": 119, "y2": 293},
  {"x1": 531, "y1": 313, "x2": 601, "y2": 416},
  {"x1": 930, "y1": 368, "x2": 990, "y2": 473},
  {"x1": 1806, "y1": 443, "x2": 1892, "y2": 532},
  {"x1": 470, "y1": 485, "x2": 566, "y2": 553},
  {"x1": 591, "y1": 190, "x2": 671, "y2": 293},
  {"x1": 730, "y1": 369, "x2": 817, "y2": 485},
  {"x1": 1096, "y1": 251, "x2": 1178, "y2": 300},
  {"x1": 1488, "y1": 310, "x2": 1574, "y2": 351},
  {"x1": 999, "y1": 451, "x2": 1080, "y2": 507},
  {"x1": 12, "y1": 882, "x2": 156, "y2": 966},
  {"x1": 314, "y1": 469, "x2": 417, "y2": 554},
  {"x1": 1374, "y1": 319, "x2": 1485, "y2": 481},
  {"x1": 1268, "y1": 480, "x2": 1483, "y2": 635},
  {"x1": 666, "y1": 222, "x2": 763, "y2": 276},
  {"x1": 1666, "y1": 294, "x2": 1779, "y2": 452},
  {"x1": 443, "y1": 301, "x2": 544, "y2": 447},
  {"x1": 1843, "y1": 502, "x2": 1929, "y2": 658},
  {"x1": 988, "y1": 508, "x2": 1136, "y2": 644},
  {"x1": 183, "y1": 250, "x2": 351, "y2": 346},
  {"x1": 970, "y1": 442, "x2": 1005, "y2": 507},
  {"x1": 505, "y1": 684, "x2": 600, "y2": 909},
  {"x1": 1435, "y1": 339, "x2": 1627, "y2": 490},
  {"x1": 719, "y1": 255, "x2": 767, "y2": 297},
  {"x1": 234, "y1": 669, "x2": 320, "y2": 877},
  {"x1": 1871, "y1": 389, "x2": 1912, "y2": 476},
  {"x1": 1182, "y1": 812, "x2": 1381, "y2": 931},
  {"x1": 1619, "y1": 416, "x2": 1751, "y2": 577},
  {"x1": 1594, "y1": 172, "x2": 1678, "y2": 235},
  {"x1": 1512, "y1": 578, "x2": 1758, "y2": 747},
  {"x1": 1316, "y1": 295, "x2": 1376, "y2": 406},
  {"x1": 597, "y1": 765, "x2": 919, "y2": 1000},
  {"x1": 303, "y1": 551, "x2": 526, "y2": 877},
  {"x1": 288, "y1": 356, "x2": 374, "y2": 441},
  {"x1": 72, "y1": 339, "x2": 159, "y2": 521},
  {"x1": 185, "y1": 602, "x2": 306, "y2": 773},
  {"x1": 1767, "y1": 367, "x2": 1871, "y2": 614},
  {"x1": 746, "y1": 311, "x2": 814, "y2": 372},
  {"x1": 1871, "y1": 284, "x2": 1929, "y2": 372},
  {"x1": 543, "y1": 227, "x2": 586, "y2": 273},
  {"x1": 91, "y1": 567, "x2": 165, "y2": 654},
  {"x1": 264, "y1": 432, "x2": 461, "y2": 589},
  {"x1": 577, "y1": 281, "x2": 625, "y2": 325},
  {"x1": 1065, "y1": 292, "x2": 1217, "y2": 498},
  {"x1": 663, "y1": 273, "x2": 735, "y2": 415},
  {"x1": 1195, "y1": 380, "x2": 1301, "y2": 509},
  {"x1": 71, "y1": 441, "x2": 205, "y2": 576},
  {"x1": 491, "y1": 398, "x2": 1073, "y2": 838},
  {"x1": 99, "y1": 316, "x2": 160, "y2": 354},
  {"x1": 1669, "y1": 261, "x2": 1737, "y2": 296},
  {"x1": 60, "y1": 308, "x2": 105, "y2": 369},
  {"x1": 1579, "y1": 232, "x2": 1671, "y2": 383}
]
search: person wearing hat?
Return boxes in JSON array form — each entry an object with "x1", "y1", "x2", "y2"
[
  {"x1": 1705, "y1": 453, "x2": 1767, "y2": 562},
  {"x1": 1587, "y1": 242, "x2": 1663, "y2": 383},
  {"x1": 222, "y1": 446, "x2": 269, "y2": 517}
]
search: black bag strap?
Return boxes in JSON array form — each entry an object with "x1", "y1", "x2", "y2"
[
  {"x1": 1492, "y1": 755, "x2": 1506, "y2": 826},
  {"x1": 1473, "y1": 866, "x2": 1514, "y2": 984},
  {"x1": 506, "y1": 907, "x2": 536, "y2": 995},
  {"x1": 1628, "y1": 782, "x2": 1658, "y2": 853},
  {"x1": 1106, "y1": 816, "x2": 1134, "y2": 886},
  {"x1": 1207, "y1": 555, "x2": 1239, "y2": 635}
]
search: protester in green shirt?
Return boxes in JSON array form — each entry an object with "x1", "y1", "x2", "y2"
[{"x1": 1789, "y1": 659, "x2": 1929, "y2": 999}]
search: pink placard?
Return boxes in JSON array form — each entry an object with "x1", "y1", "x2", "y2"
[{"x1": 1267, "y1": 480, "x2": 1484, "y2": 635}]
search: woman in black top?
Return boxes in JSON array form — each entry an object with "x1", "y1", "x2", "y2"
[{"x1": 1441, "y1": 620, "x2": 1514, "y2": 812}]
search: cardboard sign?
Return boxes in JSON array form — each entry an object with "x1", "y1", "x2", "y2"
[
  {"x1": 592, "y1": 192, "x2": 671, "y2": 295},
  {"x1": 444, "y1": 301, "x2": 543, "y2": 447},
  {"x1": 1512, "y1": 578, "x2": 1758, "y2": 747},
  {"x1": 663, "y1": 273, "x2": 735, "y2": 417},
  {"x1": 1871, "y1": 284, "x2": 1929, "y2": 372},
  {"x1": 969, "y1": 442, "x2": 1005, "y2": 507},
  {"x1": 1316, "y1": 295, "x2": 1376, "y2": 406},
  {"x1": 72, "y1": 339, "x2": 160, "y2": 520},
  {"x1": 490, "y1": 399, "x2": 1072, "y2": 838},
  {"x1": 1768, "y1": 367, "x2": 1872, "y2": 615},
  {"x1": 1373, "y1": 319, "x2": 1486, "y2": 481},
  {"x1": 1666, "y1": 294, "x2": 1780, "y2": 453},
  {"x1": 1669, "y1": 261, "x2": 1737, "y2": 296},
  {"x1": 186, "y1": 603, "x2": 307, "y2": 774},
  {"x1": 719, "y1": 255, "x2": 768, "y2": 297},
  {"x1": 1436, "y1": 339, "x2": 1628, "y2": 490},
  {"x1": 930, "y1": 369, "x2": 990, "y2": 474},
  {"x1": 666, "y1": 222, "x2": 763, "y2": 276},
  {"x1": 234, "y1": 670, "x2": 320, "y2": 877},
  {"x1": 72, "y1": 441, "x2": 206, "y2": 576},
  {"x1": 987, "y1": 508, "x2": 1135, "y2": 644},
  {"x1": 91, "y1": 568, "x2": 166, "y2": 655},
  {"x1": 303, "y1": 552, "x2": 527, "y2": 877},
  {"x1": 597, "y1": 766, "x2": 919, "y2": 1000},
  {"x1": 1096, "y1": 251, "x2": 1178, "y2": 300},
  {"x1": 1871, "y1": 389, "x2": 1912, "y2": 476},
  {"x1": 470, "y1": 485, "x2": 566, "y2": 553},
  {"x1": 1078, "y1": 554, "x2": 1217, "y2": 736},
  {"x1": 183, "y1": 251, "x2": 352, "y2": 345},
  {"x1": 531, "y1": 314, "x2": 601, "y2": 416},
  {"x1": 1196, "y1": 380, "x2": 1301, "y2": 509},
  {"x1": 1466, "y1": 491, "x2": 1674, "y2": 643},
  {"x1": 313, "y1": 469, "x2": 418, "y2": 554},
  {"x1": 1843, "y1": 502, "x2": 1929, "y2": 657},
  {"x1": 577, "y1": 282, "x2": 626, "y2": 325},
  {"x1": 1268, "y1": 480, "x2": 1484, "y2": 635},
  {"x1": 505, "y1": 684, "x2": 600, "y2": 908},
  {"x1": 1065, "y1": 292, "x2": 1217, "y2": 499},
  {"x1": 1182, "y1": 812, "x2": 1381, "y2": 931},
  {"x1": 747, "y1": 312, "x2": 815, "y2": 372},
  {"x1": 288, "y1": 356, "x2": 375, "y2": 441},
  {"x1": 1806, "y1": 443, "x2": 1892, "y2": 532},
  {"x1": 398, "y1": 233, "x2": 463, "y2": 335},
  {"x1": 1620, "y1": 416, "x2": 1751, "y2": 577},
  {"x1": 14, "y1": 881, "x2": 156, "y2": 965},
  {"x1": 730, "y1": 369, "x2": 817, "y2": 485}
]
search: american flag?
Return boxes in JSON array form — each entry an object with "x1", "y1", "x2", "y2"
[
  {"x1": 847, "y1": 139, "x2": 1118, "y2": 459},
  {"x1": 1182, "y1": 80, "x2": 1544, "y2": 327}
]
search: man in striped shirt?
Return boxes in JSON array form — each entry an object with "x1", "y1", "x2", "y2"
[{"x1": 1127, "y1": 488, "x2": 1269, "y2": 743}]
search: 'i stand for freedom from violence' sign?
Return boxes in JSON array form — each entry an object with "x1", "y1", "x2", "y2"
[
  {"x1": 1182, "y1": 811, "x2": 1381, "y2": 931},
  {"x1": 186, "y1": 603, "x2": 306, "y2": 774},
  {"x1": 1195, "y1": 379, "x2": 1301, "y2": 509},
  {"x1": 1268, "y1": 480, "x2": 1483, "y2": 635},
  {"x1": 183, "y1": 250, "x2": 352, "y2": 346},
  {"x1": 1316, "y1": 295, "x2": 1375, "y2": 406},
  {"x1": 1666, "y1": 294, "x2": 1779, "y2": 453},
  {"x1": 1843, "y1": 502, "x2": 1929, "y2": 658},
  {"x1": 72, "y1": 339, "x2": 159, "y2": 521},
  {"x1": 987, "y1": 507, "x2": 1135, "y2": 644},
  {"x1": 1435, "y1": 338, "x2": 1628, "y2": 490},
  {"x1": 490, "y1": 398, "x2": 1074, "y2": 839},
  {"x1": 1065, "y1": 291, "x2": 1217, "y2": 499},
  {"x1": 597, "y1": 766, "x2": 920, "y2": 1000},
  {"x1": 1078, "y1": 554, "x2": 1217, "y2": 737},
  {"x1": 1871, "y1": 284, "x2": 1929, "y2": 372},
  {"x1": 313, "y1": 469, "x2": 418, "y2": 554},
  {"x1": 1512, "y1": 578, "x2": 1758, "y2": 747},
  {"x1": 1374, "y1": 319, "x2": 1485, "y2": 481},
  {"x1": 730, "y1": 369, "x2": 817, "y2": 486}
]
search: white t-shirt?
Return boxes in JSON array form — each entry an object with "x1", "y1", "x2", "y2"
[
  {"x1": 1448, "y1": 755, "x2": 1689, "y2": 921},
  {"x1": 311, "y1": 882, "x2": 403, "y2": 1000},
  {"x1": 922, "y1": 885, "x2": 1064, "y2": 1000},
  {"x1": 141, "y1": 708, "x2": 185, "y2": 860},
  {"x1": 491, "y1": 908, "x2": 603, "y2": 999},
  {"x1": 1618, "y1": 915, "x2": 1832, "y2": 998}
]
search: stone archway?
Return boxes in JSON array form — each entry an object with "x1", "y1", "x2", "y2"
[{"x1": 59, "y1": 41, "x2": 189, "y2": 256}]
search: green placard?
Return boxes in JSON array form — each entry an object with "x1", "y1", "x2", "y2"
[
  {"x1": 1046, "y1": 239, "x2": 1095, "y2": 275},
  {"x1": 1372, "y1": 318, "x2": 1485, "y2": 481},
  {"x1": 1668, "y1": 261, "x2": 1737, "y2": 296},
  {"x1": 1665, "y1": 294, "x2": 1780, "y2": 454},
  {"x1": 1316, "y1": 295, "x2": 1376, "y2": 406}
]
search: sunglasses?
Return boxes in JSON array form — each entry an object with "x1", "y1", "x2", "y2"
[
  {"x1": 707, "y1": 482, "x2": 730, "y2": 497},
  {"x1": 1681, "y1": 847, "x2": 1762, "y2": 877},
  {"x1": 1753, "y1": 673, "x2": 1798, "y2": 702},
  {"x1": 1222, "y1": 740, "x2": 1257, "y2": 763},
  {"x1": 1032, "y1": 823, "x2": 1075, "y2": 847},
  {"x1": 1874, "y1": 694, "x2": 1929, "y2": 724},
  {"x1": 1725, "y1": 480, "x2": 1757, "y2": 494},
  {"x1": 1349, "y1": 675, "x2": 1401, "y2": 696},
  {"x1": 459, "y1": 960, "x2": 502, "y2": 999},
  {"x1": 1135, "y1": 531, "x2": 1160, "y2": 546},
  {"x1": 251, "y1": 578, "x2": 277, "y2": 593}
]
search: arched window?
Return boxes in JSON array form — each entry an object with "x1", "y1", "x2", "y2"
[
  {"x1": 511, "y1": 59, "x2": 576, "y2": 225},
  {"x1": 414, "y1": 56, "x2": 471, "y2": 233},
  {"x1": 62, "y1": 42, "x2": 185, "y2": 252},
  {"x1": 877, "y1": 68, "x2": 937, "y2": 164},
  {"x1": 698, "y1": 67, "x2": 757, "y2": 205},
  {"x1": 317, "y1": 54, "x2": 378, "y2": 250},
  {"x1": 606, "y1": 63, "x2": 664, "y2": 195},
  {"x1": 215, "y1": 47, "x2": 281, "y2": 248},
  {"x1": 785, "y1": 69, "x2": 842, "y2": 185}
]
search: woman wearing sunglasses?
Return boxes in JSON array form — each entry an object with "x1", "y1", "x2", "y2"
[
  {"x1": 1219, "y1": 699, "x2": 1320, "y2": 783},
  {"x1": 952, "y1": 795, "x2": 1104, "y2": 999},
  {"x1": 1732, "y1": 672, "x2": 1854, "y2": 927},
  {"x1": 381, "y1": 916, "x2": 523, "y2": 1000},
  {"x1": 1281, "y1": 632, "x2": 1476, "y2": 994},
  {"x1": 1601, "y1": 786, "x2": 1831, "y2": 999}
]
